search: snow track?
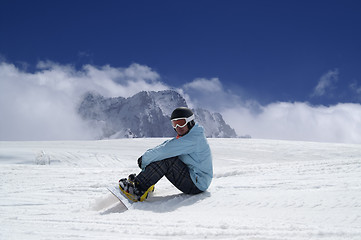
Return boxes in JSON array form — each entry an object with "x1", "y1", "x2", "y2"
[{"x1": 1, "y1": 139, "x2": 361, "y2": 239}]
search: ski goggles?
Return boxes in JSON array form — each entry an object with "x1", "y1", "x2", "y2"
[{"x1": 171, "y1": 115, "x2": 195, "y2": 128}]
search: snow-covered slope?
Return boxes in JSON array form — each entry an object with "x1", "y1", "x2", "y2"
[
  {"x1": 78, "y1": 90, "x2": 238, "y2": 138},
  {"x1": 1, "y1": 139, "x2": 361, "y2": 239}
]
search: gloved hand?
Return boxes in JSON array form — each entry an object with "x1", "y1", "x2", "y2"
[{"x1": 137, "y1": 156, "x2": 142, "y2": 168}]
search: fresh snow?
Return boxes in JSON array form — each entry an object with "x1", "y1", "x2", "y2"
[{"x1": 1, "y1": 138, "x2": 361, "y2": 239}]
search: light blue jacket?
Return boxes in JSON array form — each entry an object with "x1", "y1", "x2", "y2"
[{"x1": 141, "y1": 124, "x2": 213, "y2": 191}]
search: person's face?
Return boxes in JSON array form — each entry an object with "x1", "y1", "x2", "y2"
[{"x1": 175, "y1": 124, "x2": 189, "y2": 136}]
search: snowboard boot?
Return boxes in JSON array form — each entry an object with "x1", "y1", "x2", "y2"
[{"x1": 118, "y1": 174, "x2": 154, "y2": 202}]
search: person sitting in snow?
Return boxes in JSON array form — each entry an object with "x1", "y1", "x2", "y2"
[{"x1": 119, "y1": 107, "x2": 213, "y2": 201}]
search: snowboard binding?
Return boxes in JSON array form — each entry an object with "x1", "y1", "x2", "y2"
[{"x1": 118, "y1": 174, "x2": 154, "y2": 202}]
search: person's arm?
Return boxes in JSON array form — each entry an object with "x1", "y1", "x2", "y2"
[{"x1": 140, "y1": 135, "x2": 197, "y2": 169}]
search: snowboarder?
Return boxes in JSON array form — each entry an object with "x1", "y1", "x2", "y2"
[{"x1": 119, "y1": 107, "x2": 213, "y2": 201}]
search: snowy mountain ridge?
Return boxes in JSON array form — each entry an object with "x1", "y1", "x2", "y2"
[{"x1": 78, "y1": 90, "x2": 238, "y2": 139}]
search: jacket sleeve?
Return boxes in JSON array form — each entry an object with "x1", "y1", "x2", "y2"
[{"x1": 140, "y1": 135, "x2": 197, "y2": 169}]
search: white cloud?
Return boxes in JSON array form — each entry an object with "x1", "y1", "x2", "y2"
[
  {"x1": 179, "y1": 74, "x2": 361, "y2": 144},
  {"x1": 222, "y1": 102, "x2": 361, "y2": 144},
  {"x1": 350, "y1": 81, "x2": 361, "y2": 95},
  {"x1": 183, "y1": 77, "x2": 223, "y2": 92},
  {"x1": 1, "y1": 59, "x2": 361, "y2": 144},
  {"x1": 0, "y1": 61, "x2": 169, "y2": 140},
  {"x1": 312, "y1": 69, "x2": 339, "y2": 97},
  {"x1": 180, "y1": 77, "x2": 241, "y2": 111},
  {"x1": 34, "y1": 61, "x2": 164, "y2": 98}
]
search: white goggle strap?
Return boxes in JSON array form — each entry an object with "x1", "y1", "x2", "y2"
[{"x1": 172, "y1": 114, "x2": 195, "y2": 123}]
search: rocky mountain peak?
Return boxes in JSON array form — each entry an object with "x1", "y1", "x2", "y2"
[{"x1": 78, "y1": 90, "x2": 238, "y2": 138}]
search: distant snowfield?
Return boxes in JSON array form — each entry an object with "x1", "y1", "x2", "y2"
[{"x1": 1, "y1": 138, "x2": 361, "y2": 239}]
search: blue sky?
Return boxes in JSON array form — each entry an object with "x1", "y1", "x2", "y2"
[
  {"x1": 1, "y1": 0, "x2": 361, "y2": 142},
  {"x1": 1, "y1": 0, "x2": 360, "y2": 104}
]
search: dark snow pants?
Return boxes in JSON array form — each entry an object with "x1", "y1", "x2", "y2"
[{"x1": 135, "y1": 157, "x2": 203, "y2": 195}]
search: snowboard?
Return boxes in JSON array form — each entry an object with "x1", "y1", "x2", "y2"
[
  {"x1": 107, "y1": 185, "x2": 133, "y2": 210},
  {"x1": 107, "y1": 184, "x2": 155, "y2": 210}
]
